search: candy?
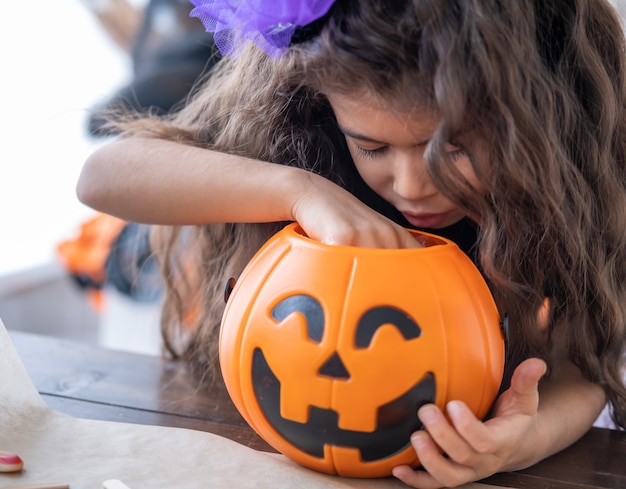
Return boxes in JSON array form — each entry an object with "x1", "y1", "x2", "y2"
[{"x1": 0, "y1": 451, "x2": 24, "y2": 472}]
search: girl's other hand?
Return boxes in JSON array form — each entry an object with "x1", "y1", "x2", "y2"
[{"x1": 392, "y1": 358, "x2": 547, "y2": 488}]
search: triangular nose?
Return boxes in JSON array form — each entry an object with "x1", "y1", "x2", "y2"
[{"x1": 318, "y1": 352, "x2": 350, "y2": 379}]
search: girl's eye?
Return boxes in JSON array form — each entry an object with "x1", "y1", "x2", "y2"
[{"x1": 355, "y1": 145, "x2": 388, "y2": 159}]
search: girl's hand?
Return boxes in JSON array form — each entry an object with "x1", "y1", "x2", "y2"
[
  {"x1": 290, "y1": 171, "x2": 419, "y2": 249},
  {"x1": 392, "y1": 358, "x2": 547, "y2": 488}
]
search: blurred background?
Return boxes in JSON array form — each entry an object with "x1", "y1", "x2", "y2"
[
  {"x1": 0, "y1": 0, "x2": 160, "y2": 355},
  {"x1": 0, "y1": 0, "x2": 625, "y2": 360}
]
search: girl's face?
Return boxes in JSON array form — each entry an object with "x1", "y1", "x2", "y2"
[{"x1": 328, "y1": 93, "x2": 481, "y2": 229}]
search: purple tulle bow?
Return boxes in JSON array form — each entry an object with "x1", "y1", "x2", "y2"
[{"x1": 189, "y1": 0, "x2": 336, "y2": 58}]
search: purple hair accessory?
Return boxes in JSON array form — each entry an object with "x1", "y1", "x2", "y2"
[{"x1": 189, "y1": 0, "x2": 335, "y2": 58}]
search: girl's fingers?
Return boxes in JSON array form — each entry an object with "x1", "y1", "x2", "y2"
[
  {"x1": 510, "y1": 358, "x2": 546, "y2": 396},
  {"x1": 418, "y1": 404, "x2": 474, "y2": 461},
  {"x1": 398, "y1": 431, "x2": 479, "y2": 488},
  {"x1": 445, "y1": 400, "x2": 498, "y2": 456},
  {"x1": 392, "y1": 463, "x2": 439, "y2": 489}
]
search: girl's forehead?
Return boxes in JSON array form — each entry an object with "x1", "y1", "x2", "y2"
[
  {"x1": 327, "y1": 92, "x2": 441, "y2": 135},
  {"x1": 328, "y1": 95, "x2": 440, "y2": 146},
  {"x1": 326, "y1": 88, "x2": 436, "y2": 114}
]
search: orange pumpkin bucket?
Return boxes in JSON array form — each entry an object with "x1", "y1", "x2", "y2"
[{"x1": 220, "y1": 223, "x2": 505, "y2": 478}]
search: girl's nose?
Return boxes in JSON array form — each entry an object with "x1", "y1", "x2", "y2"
[{"x1": 392, "y1": 154, "x2": 437, "y2": 201}]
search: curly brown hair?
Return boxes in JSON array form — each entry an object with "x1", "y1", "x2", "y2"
[{"x1": 109, "y1": 0, "x2": 626, "y2": 428}]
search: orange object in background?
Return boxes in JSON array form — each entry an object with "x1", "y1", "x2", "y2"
[
  {"x1": 56, "y1": 213, "x2": 127, "y2": 310},
  {"x1": 220, "y1": 223, "x2": 505, "y2": 478}
]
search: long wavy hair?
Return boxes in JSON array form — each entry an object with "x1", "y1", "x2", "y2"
[{"x1": 109, "y1": 0, "x2": 626, "y2": 428}]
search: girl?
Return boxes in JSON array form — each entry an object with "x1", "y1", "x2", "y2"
[{"x1": 77, "y1": 0, "x2": 626, "y2": 487}]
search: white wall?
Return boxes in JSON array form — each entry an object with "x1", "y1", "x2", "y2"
[{"x1": 0, "y1": 1, "x2": 161, "y2": 355}]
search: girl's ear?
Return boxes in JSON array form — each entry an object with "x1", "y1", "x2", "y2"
[{"x1": 537, "y1": 297, "x2": 551, "y2": 331}]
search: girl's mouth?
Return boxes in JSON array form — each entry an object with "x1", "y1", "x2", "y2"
[{"x1": 401, "y1": 211, "x2": 450, "y2": 229}]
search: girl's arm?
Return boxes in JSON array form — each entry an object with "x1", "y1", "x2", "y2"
[
  {"x1": 77, "y1": 137, "x2": 418, "y2": 248},
  {"x1": 392, "y1": 358, "x2": 606, "y2": 489},
  {"x1": 78, "y1": 137, "x2": 302, "y2": 225}
]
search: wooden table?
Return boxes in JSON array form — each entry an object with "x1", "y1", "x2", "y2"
[{"x1": 9, "y1": 331, "x2": 626, "y2": 489}]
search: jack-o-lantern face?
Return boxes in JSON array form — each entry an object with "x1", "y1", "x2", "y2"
[
  {"x1": 253, "y1": 298, "x2": 435, "y2": 462},
  {"x1": 220, "y1": 223, "x2": 504, "y2": 478}
]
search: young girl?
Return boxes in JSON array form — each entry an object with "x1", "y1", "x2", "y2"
[{"x1": 77, "y1": 0, "x2": 626, "y2": 487}]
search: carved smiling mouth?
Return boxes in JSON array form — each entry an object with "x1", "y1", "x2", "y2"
[{"x1": 251, "y1": 348, "x2": 436, "y2": 461}]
